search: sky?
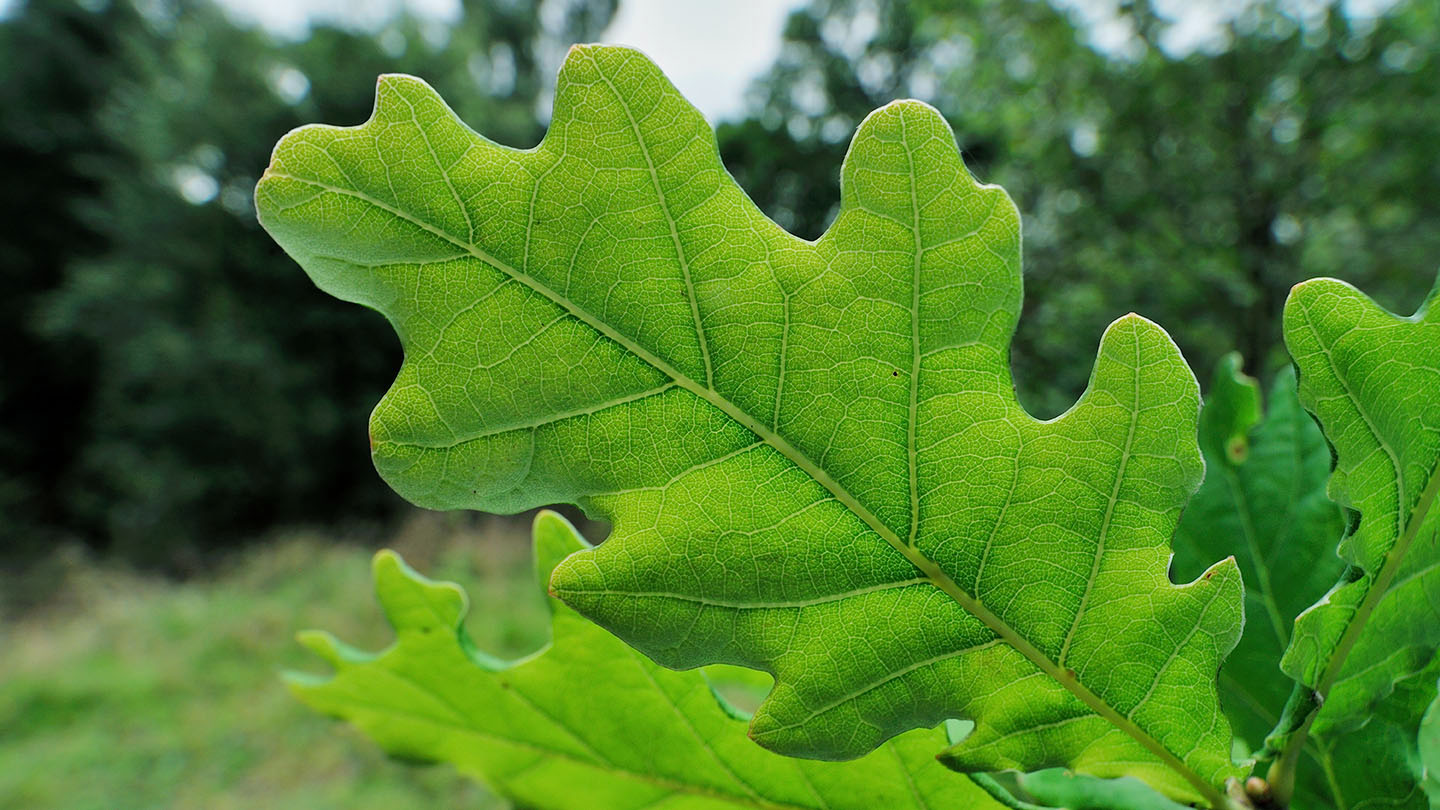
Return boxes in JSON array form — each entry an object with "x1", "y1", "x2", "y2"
[
  {"x1": 209, "y1": 0, "x2": 807, "y2": 122},
  {"x1": 2, "y1": 0, "x2": 1403, "y2": 119},
  {"x1": 602, "y1": 0, "x2": 807, "y2": 120}
]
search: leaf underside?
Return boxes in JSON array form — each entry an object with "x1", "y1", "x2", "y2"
[
  {"x1": 256, "y1": 45, "x2": 1243, "y2": 804},
  {"x1": 1279, "y1": 277, "x2": 1440, "y2": 735},
  {"x1": 1264, "y1": 276, "x2": 1440, "y2": 809},
  {"x1": 290, "y1": 512, "x2": 1004, "y2": 810}
]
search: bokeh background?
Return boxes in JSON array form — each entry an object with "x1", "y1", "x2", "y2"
[{"x1": 1, "y1": 0, "x2": 1435, "y2": 806}]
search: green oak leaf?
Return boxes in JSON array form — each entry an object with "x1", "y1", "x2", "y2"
[
  {"x1": 1170, "y1": 356, "x2": 1344, "y2": 772},
  {"x1": 1278, "y1": 275, "x2": 1440, "y2": 741},
  {"x1": 255, "y1": 45, "x2": 1243, "y2": 805},
  {"x1": 1180, "y1": 354, "x2": 1437, "y2": 810},
  {"x1": 288, "y1": 511, "x2": 1004, "y2": 810},
  {"x1": 1295, "y1": 655, "x2": 1439, "y2": 810}
]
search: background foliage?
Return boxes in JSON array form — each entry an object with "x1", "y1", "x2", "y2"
[
  {"x1": 3, "y1": 0, "x2": 1435, "y2": 567},
  {"x1": 1, "y1": 0, "x2": 618, "y2": 568},
  {"x1": 728, "y1": 0, "x2": 1439, "y2": 416}
]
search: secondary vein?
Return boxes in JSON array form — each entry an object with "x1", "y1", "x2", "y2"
[{"x1": 263, "y1": 164, "x2": 1229, "y2": 807}]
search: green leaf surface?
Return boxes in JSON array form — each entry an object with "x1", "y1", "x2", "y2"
[
  {"x1": 1299, "y1": 655, "x2": 1439, "y2": 810},
  {"x1": 1279, "y1": 275, "x2": 1440, "y2": 737},
  {"x1": 1013, "y1": 770, "x2": 1188, "y2": 810},
  {"x1": 1423, "y1": 677, "x2": 1440, "y2": 806},
  {"x1": 1179, "y1": 354, "x2": 1437, "y2": 810},
  {"x1": 1170, "y1": 356, "x2": 1345, "y2": 774},
  {"x1": 256, "y1": 45, "x2": 1243, "y2": 805},
  {"x1": 288, "y1": 511, "x2": 1003, "y2": 810}
]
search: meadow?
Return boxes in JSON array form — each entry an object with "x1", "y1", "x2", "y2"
[{"x1": 0, "y1": 514, "x2": 549, "y2": 809}]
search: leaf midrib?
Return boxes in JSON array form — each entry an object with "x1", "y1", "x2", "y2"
[
  {"x1": 263, "y1": 167, "x2": 1226, "y2": 806},
  {"x1": 308, "y1": 622, "x2": 937, "y2": 810},
  {"x1": 327, "y1": 696, "x2": 817, "y2": 810}
]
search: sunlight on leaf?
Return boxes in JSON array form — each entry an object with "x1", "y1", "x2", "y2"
[
  {"x1": 288, "y1": 512, "x2": 1003, "y2": 810},
  {"x1": 1270, "y1": 274, "x2": 1440, "y2": 808},
  {"x1": 256, "y1": 45, "x2": 1243, "y2": 805}
]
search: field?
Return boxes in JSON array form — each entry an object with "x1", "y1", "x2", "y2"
[{"x1": 0, "y1": 514, "x2": 553, "y2": 810}]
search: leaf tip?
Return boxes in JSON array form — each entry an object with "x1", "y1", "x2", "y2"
[
  {"x1": 558, "y1": 43, "x2": 662, "y2": 85},
  {"x1": 745, "y1": 704, "x2": 778, "y2": 747},
  {"x1": 1200, "y1": 353, "x2": 1262, "y2": 466},
  {"x1": 374, "y1": 72, "x2": 427, "y2": 94},
  {"x1": 296, "y1": 628, "x2": 349, "y2": 670},
  {"x1": 546, "y1": 556, "x2": 579, "y2": 598},
  {"x1": 851, "y1": 97, "x2": 954, "y2": 148},
  {"x1": 1102, "y1": 312, "x2": 1183, "y2": 357},
  {"x1": 1111, "y1": 310, "x2": 1157, "y2": 332},
  {"x1": 1283, "y1": 276, "x2": 1354, "y2": 314},
  {"x1": 370, "y1": 548, "x2": 405, "y2": 581},
  {"x1": 371, "y1": 549, "x2": 470, "y2": 633},
  {"x1": 933, "y1": 738, "x2": 966, "y2": 771},
  {"x1": 534, "y1": 510, "x2": 591, "y2": 592}
]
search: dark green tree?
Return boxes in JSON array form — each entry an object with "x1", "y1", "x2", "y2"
[
  {"x1": 3, "y1": 0, "x2": 615, "y2": 565},
  {"x1": 0, "y1": 0, "x2": 120, "y2": 559}
]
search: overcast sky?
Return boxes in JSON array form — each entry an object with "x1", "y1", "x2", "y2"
[
  {"x1": 3, "y1": 0, "x2": 1402, "y2": 120},
  {"x1": 207, "y1": 0, "x2": 806, "y2": 122}
]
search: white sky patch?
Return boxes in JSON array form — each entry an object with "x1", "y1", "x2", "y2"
[
  {"x1": 6, "y1": 0, "x2": 1407, "y2": 114},
  {"x1": 1154, "y1": 0, "x2": 1240, "y2": 55},
  {"x1": 600, "y1": 0, "x2": 807, "y2": 122},
  {"x1": 200, "y1": 0, "x2": 804, "y2": 121}
]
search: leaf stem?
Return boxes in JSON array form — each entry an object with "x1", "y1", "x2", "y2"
[{"x1": 1266, "y1": 698, "x2": 1318, "y2": 807}]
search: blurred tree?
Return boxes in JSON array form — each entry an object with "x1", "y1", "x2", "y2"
[
  {"x1": 725, "y1": 0, "x2": 1439, "y2": 416},
  {"x1": 6, "y1": 0, "x2": 1435, "y2": 565},
  {"x1": 2, "y1": 0, "x2": 616, "y2": 566},
  {"x1": 0, "y1": 0, "x2": 121, "y2": 559}
]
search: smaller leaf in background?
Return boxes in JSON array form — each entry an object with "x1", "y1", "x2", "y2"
[
  {"x1": 1170, "y1": 351, "x2": 1440, "y2": 809},
  {"x1": 1173, "y1": 354, "x2": 1344, "y2": 752},
  {"x1": 1278, "y1": 274, "x2": 1439, "y2": 732},
  {"x1": 288, "y1": 511, "x2": 1005, "y2": 810}
]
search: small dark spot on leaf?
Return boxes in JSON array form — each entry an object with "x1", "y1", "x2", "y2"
[
  {"x1": 892, "y1": 371, "x2": 899, "y2": 376},
  {"x1": 1226, "y1": 436, "x2": 1249, "y2": 464}
]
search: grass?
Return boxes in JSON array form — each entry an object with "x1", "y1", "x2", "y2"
[{"x1": 0, "y1": 512, "x2": 557, "y2": 809}]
